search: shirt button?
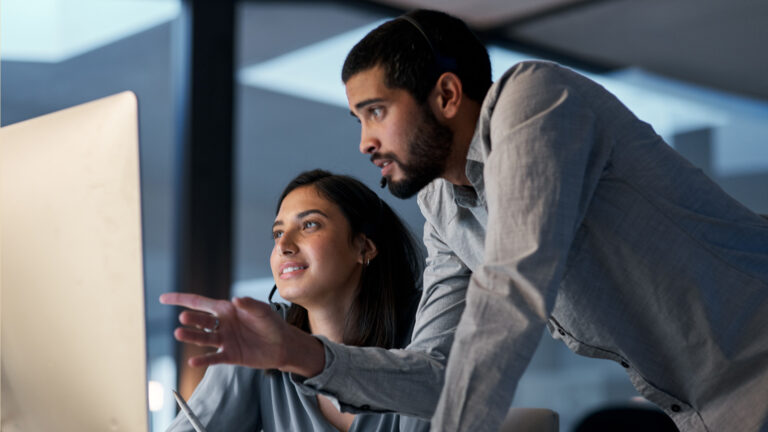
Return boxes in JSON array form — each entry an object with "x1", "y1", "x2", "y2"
[
  {"x1": 620, "y1": 361, "x2": 629, "y2": 368},
  {"x1": 671, "y1": 404, "x2": 681, "y2": 412},
  {"x1": 558, "y1": 328, "x2": 565, "y2": 336}
]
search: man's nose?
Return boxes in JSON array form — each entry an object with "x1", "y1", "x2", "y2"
[{"x1": 360, "y1": 128, "x2": 380, "y2": 155}]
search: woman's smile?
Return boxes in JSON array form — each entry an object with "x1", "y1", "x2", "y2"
[{"x1": 279, "y1": 262, "x2": 309, "y2": 279}]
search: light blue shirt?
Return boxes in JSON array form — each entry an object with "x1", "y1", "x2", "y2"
[{"x1": 166, "y1": 304, "x2": 430, "y2": 432}]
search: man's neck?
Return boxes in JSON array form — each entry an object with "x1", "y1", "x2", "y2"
[{"x1": 441, "y1": 100, "x2": 481, "y2": 186}]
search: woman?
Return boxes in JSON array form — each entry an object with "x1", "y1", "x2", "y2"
[{"x1": 161, "y1": 170, "x2": 427, "y2": 432}]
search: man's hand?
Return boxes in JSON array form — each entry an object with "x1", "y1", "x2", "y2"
[{"x1": 159, "y1": 293, "x2": 325, "y2": 376}]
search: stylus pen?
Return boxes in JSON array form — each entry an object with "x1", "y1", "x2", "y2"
[{"x1": 172, "y1": 389, "x2": 208, "y2": 432}]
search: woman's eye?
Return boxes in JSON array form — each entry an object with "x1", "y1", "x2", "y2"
[
  {"x1": 303, "y1": 220, "x2": 319, "y2": 229},
  {"x1": 272, "y1": 230, "x2": 283, "y2": 240}
]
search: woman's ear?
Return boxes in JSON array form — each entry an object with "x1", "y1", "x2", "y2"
[
  {"x1": 357, "y1": 235, "x2": 379, "y2": 265},
  {"x1": 432, "y1": 71, "x2": 463, "y2": 120}
]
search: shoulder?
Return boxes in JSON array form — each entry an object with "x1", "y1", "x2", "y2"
[
  {"x1": 482, "y1": 61, "x2": 601, "y2": 139},
  {"x1": 484, "y1": 61, "x2": 563, "y2": 106},
  {"x1": 495, "y1": 60, "x2": 587, "y2": 94},
  {"x1": 485, "y1": 61, "x2": 599, "y2": 112}
]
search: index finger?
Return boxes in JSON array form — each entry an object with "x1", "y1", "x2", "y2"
[{"x1": 159, "y1": 292, "x2": 221, "y2": 314}]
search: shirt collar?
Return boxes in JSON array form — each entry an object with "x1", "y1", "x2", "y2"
[{"x1": 452, "y1": 121, "x2": 486, "y2": 208}]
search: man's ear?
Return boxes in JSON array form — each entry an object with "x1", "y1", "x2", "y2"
[
  {"x1": 357, "y1": 235, "x2": 379, "y2": 265},
  {"x1": 432, "y1": 72, "x2": 463, "y2": 120}
]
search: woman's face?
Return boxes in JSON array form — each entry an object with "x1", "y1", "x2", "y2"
[{"x1": 270, "y1": 185, "x2": 363, "y2": 309}]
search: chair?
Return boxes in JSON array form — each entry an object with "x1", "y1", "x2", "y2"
[
  {"x1": 574, "y1": 406, "x2": 678, "y2": 432},
  {"x1": 499, "y1": 408, "x2": 559, "y2": 432}
]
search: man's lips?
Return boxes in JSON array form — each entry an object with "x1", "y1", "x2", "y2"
[
  {"x1": 380, "y1": 160, "x2": 394, "y2": 176},
  {"x1": 371, "y1": 156, "x2": 396, "y2": 176}
]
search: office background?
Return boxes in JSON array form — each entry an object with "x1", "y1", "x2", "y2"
[{"x1": 2, "y1": 0, "x2": 767, "y2": 430}]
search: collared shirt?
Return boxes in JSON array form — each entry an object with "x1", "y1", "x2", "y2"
[
  {"x1": 428, "y1": 61, "x2": 768, "y2": 432},
  {"x1": 295, "y1": 61, "x2": 768, "y2": 432}
]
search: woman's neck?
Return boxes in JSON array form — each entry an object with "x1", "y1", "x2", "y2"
[
  {"x1": 306, "y1": 306, "x2": 349, "y2": 344},
  {"x1": 303, "y1": 283, "x2": 357, "y2": 343}
]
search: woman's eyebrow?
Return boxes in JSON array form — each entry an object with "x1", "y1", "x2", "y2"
[
  {"x1": 296, "y1": 209, "x2": 328, "y2": 220},
  {"x1": 272, "y1": 209, "x2": 328, "y2": 229}
]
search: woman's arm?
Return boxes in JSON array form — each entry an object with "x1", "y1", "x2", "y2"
[{"x1": 166, "y1": 364, "x2": 262, "y2": 432}]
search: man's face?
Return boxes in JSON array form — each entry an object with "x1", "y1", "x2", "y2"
[{"x1": 345, "y1": 66, "x2": 453, "y2": 199}]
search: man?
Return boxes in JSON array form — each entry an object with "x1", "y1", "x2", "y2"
[
  {"x1": 339, "y1": 9, "x2": 768, "y2": 432},
  {"x1": 167, "y1": 9, "x2": 768, "y2": 432}
]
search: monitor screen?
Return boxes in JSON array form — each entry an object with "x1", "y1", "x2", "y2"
[{"x1": 0, "y1": 91, "x2": 148, "y2": 431}]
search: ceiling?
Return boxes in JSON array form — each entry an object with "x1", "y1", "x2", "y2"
[{"x1": 369, "y1": 0, "x2": 768, "y2": 101}]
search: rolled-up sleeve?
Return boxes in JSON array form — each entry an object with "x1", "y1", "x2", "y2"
[
  {"x1": 291, "y1": 219, "x2": 469, "y2": 418},
  {"x1": 431, "y1": 63, "x2": 610, "y2": 431}
]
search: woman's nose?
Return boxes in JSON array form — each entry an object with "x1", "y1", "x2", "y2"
[{"x1": 276, "y1": 232, "x2": 297, "y2": 255}]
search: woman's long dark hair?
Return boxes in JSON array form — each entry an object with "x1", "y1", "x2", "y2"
[{"x1": 274, "y1": 169, "x2": 423, "y2": 349}]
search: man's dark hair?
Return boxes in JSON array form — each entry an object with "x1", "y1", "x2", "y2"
[
  {"x1": 275, "y1": 169, "x2": 423, "y2": 349},
  {"x1": 342, "y1": 9, "x2": 492, "y2": 104}
]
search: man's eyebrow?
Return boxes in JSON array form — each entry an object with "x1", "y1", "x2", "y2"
[
  {"x1": 272, "y1": 209, "x2": 328, "y2": 229},
  {"x1": 354, "y1": 98, "x2": 385, "y2": 111}
]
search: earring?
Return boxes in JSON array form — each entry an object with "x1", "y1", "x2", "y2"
[{"x1": 365, "y1": 258, "x2": 370, "y2": 266}]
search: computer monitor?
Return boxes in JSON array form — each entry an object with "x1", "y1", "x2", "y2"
[{"x1": 0, "y1": 91, "x2": 148, "y2": 431}]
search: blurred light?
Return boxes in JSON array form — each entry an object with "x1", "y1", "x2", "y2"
[
  {"x1": 148, "y1": 380, "x2": 165, "y2": 412},
  {"x1": 149, "y1": 355, "x2": 177, "y2": 431},
  {"x1": 238, "y1": 19, "x2": 388, "y2": 108},
  {"x1": 1, "y1": 0, "x2": 181, "y2": 63}
]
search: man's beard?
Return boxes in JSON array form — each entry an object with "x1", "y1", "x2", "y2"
[{"x1": 388, "y1": 104, "x2": 454, "y2": 199}]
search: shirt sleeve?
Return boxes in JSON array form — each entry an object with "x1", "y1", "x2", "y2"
[
  {"x1": 291, "y1": 219, "x2": 469, "y2": 418},
  {"x1": 166, "y1": 364, "x2": 263, "y2": 432},
  {"x1": 430, "y1": 63, "x2": 609, "y2": 431}
]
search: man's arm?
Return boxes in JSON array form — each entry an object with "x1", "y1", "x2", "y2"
[
  {"x1": 291, "y1": 219, "x2": 470, "y2": 418},
  {"x1": 430, "y1": 62, "x2": 611, "y2": 431}
]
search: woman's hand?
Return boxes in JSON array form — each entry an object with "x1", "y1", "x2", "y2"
[{"x1": 159, "y1": 293, "x2": 324, "y2": 376}]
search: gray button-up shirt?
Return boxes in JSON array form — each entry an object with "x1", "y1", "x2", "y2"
[
  {"x1": 297, "y1": 61, "x2": 768, "y2": 432},
  {"x1": 429, "y1": 61, "x2": 768, "y2": 432}
]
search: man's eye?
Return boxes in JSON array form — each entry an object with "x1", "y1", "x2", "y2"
[
  {"x1": 303, "y1": 221, "x2": 319, "y2": 229},
  {"x1": 371, "y1": 107, "x2": 383, "y2": 118},
  {"x1": 272, "y1": 231, "x2": 283, "y2": 240}
]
